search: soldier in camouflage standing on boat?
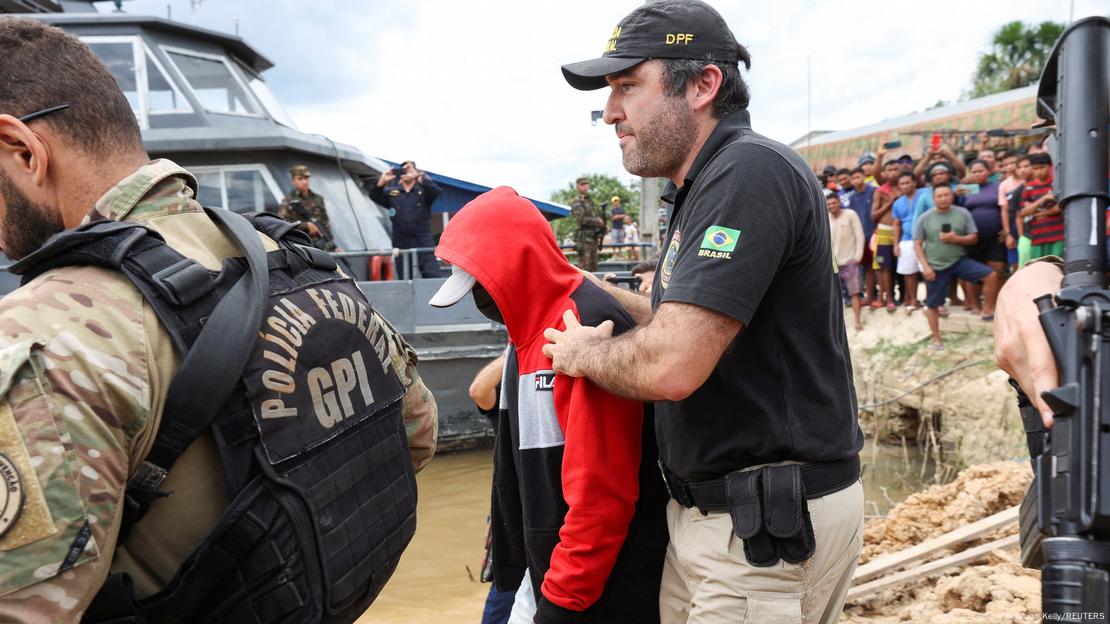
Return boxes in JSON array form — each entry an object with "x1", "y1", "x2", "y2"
[
  {"x1": 277, "y1": 163, "x2": 337, "y2": 251},
  {"x1": 570, "y1": 176, "x2": 606, "y2": 271}
]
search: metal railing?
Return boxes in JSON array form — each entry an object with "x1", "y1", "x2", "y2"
[
  {"x1": 558, "y1": 242, "x2": 657, "y2": 261},
  {"x1": 331, "y1": 247, "x2": 437, "y2": 281},
  {"x1": 1, "y1": 242, "x2": 661, "y2": 282}
]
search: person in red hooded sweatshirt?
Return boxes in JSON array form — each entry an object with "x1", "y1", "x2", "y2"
[{"x1": 429, "y1": 187, "x2": 668, "y2": 623}]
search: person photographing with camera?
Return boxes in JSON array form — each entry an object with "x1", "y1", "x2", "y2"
[{"x1": 370, "y1": 159, "x2": 446, "y2": 278}]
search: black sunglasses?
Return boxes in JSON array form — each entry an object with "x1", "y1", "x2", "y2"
[{"x1": 16, "y1": 104, "x2": 70, "y2": 124}]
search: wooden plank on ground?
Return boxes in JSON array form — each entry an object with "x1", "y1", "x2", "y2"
[
  {"x1": 846, "y1": 534, "x2": 1019, "y2": 602},
  {"x1": 852, "y1": 505, "x2": 1019, "y2": 585}
]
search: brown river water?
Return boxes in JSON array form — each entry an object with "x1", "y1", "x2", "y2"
[{"x1": 358, "y1": 440, "x2": 930, "y2": 623}]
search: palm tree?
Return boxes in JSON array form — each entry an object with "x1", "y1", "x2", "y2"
[{"x1": 968, "y1": 21, "x2": 1065, "y2": 99}]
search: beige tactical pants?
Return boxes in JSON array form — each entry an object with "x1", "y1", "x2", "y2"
[{"x1": 659, "y1": 479, "x2": 863, "y2": 624}]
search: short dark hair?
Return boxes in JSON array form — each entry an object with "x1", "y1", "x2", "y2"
[
  {"x1": 1029, "y1": 152, "x2": 1053, "y2": 166},
  {"x1": 933, "y1": 181, "x2": 953, "y2": 191},
  {"x1": 836, "y1": 168, "x2": 851, "y2": 177},
  {"x1": 630, "y1": 262, "x2": 654, "y2": 276},
  {"x1": 968, "y1": 159, "x2": 990, "y2": 171},
  {"x1": 897, "y1": 171, "x2": 916, "y2": 183},
  {"x1": 825, "y1": 192, "x2": 841, "y2": 203},
  {"x1": 660, "y1": 46, "x2": 753, "y2": 117},
  {"x1": 850, "y1": 167, "x2": 864, "y2": 176},
  {"x1": 1018, "y1": 155, "x2": 1032, "y2": 165},
  {"x1": 0, "y1": 18, "x2": 143, "y2": 156}
]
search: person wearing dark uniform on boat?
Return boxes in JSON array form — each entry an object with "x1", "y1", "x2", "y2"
[
  {"x1": 277, "y1": 163, "x2": 337, "y2": 251},
  {"x1": 370, "y1": 160, "x2": 446, "y2": 279},
  {"x1": 547, "y1": 3, "x2": 864, "y2": 623}
]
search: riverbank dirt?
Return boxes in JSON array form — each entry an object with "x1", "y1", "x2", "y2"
[
  {"x1": 844, "y1": 461, "x2": 1039, "y2": 623},
  {"x1": 849, "y1": 305, "x2": 1026, "y2": 476}
]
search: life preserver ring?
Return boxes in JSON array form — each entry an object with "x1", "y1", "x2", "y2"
[{"x1": 370, "y1": 255, "x2": 395, "y2": 281}]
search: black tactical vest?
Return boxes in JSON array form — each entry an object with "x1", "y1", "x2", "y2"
[{"x1": 10, "y1": 209, "x2": 417, "y2": 624}]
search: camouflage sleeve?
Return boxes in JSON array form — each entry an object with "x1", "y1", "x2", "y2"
[
  {"x1": 275, "y1": 196, "x2": 294, "y2": 222},
  {"x1": 275, "y1": 199, "x2": 312, "y2": 234},
  {"x1": 0, "y1": 339, "x2": 144, "y2": 622},
  {"x1": 570, "y1": 199, "x2": 585, "y2": 224},
  {"x1": 376, "y1": 312, "x2": 437, "y2": 472}
]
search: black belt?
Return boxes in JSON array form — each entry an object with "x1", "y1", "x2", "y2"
[{"x1": 659, "y1": 456, "x2": 861, "y2": 514}]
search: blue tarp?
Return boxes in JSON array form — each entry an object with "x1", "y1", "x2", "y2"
[{"x1": 381, "y1": 161, "x2": 570, "y2": 218}]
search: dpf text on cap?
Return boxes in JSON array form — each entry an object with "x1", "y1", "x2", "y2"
[{"x1": 562, "y1": 0, "x2": 743, "y2": 91}]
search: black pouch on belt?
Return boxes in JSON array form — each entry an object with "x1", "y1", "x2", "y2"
[{"x1": 725, "y1": 464, "x2": 816, "y2": 567}]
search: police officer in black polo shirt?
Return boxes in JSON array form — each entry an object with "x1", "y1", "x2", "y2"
[
  {"x1": 543, "y1": 2, "x2": 863, "y2": 623},
  {"x1": 370, "y1": 160, "x2": 446, "y2": 278}
]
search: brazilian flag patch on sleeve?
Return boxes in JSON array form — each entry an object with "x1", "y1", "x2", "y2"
[{"x1": 698, "y1": 225, "x2": 741, "y2": 259}]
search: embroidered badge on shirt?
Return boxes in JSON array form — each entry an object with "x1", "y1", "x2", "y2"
[
  {"x1": 698, "y1": 225, "x2": 740, "y2": 259},
  {"x1": 0, "y1": 452, "x2": 23, "y2": 540},
  {"x1": 660, "y1": 228, "x2": 681, "y2": 290}
]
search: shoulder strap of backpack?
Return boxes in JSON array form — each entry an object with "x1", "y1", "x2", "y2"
[
  {"x1": 11, "y1": 208, "x2": 270, "y2": 539},
  {"x1": 126, "y1": 208, "x2": 269, "y2": 535}
]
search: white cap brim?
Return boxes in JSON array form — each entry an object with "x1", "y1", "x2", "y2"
[{"x1": 428, "y1": 264, "x2": 478, "y2": 307}]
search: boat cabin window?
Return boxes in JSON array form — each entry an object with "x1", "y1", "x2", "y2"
[
  {"x1": 191, "y1": 165, "x2": 283, "y2": 214},
  {"x1": 245, "y1": 75, "x2": 298, "y2": 129},
  {"x1": 164, "y1": 48, "x2": 260, "y2": 116},
  {"x1": 82, "y1": 36, "x2": 192, "y2": 128}
]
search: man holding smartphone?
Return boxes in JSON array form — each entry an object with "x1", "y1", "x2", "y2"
[
  {"x1": 914, "y1": 184, "x2": 1000, "y2": 349},
  {"x1": 371, "y1": 159, "x2": 446, "y2": 278}
]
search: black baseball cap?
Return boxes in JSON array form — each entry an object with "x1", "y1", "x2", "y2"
[{"x1": 562, "y1": 0, "x2": 743, "y2": 91}]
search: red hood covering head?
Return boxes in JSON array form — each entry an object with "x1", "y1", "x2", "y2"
[{"x1": 435, "y1": 186, "x2": 583, "y2": 345}]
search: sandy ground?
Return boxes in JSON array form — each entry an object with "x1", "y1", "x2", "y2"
[
  {"x1": 849, "y1": 303, "x2": 1027, "y2": 473},
  {"x1": 844, "y1": 461, "x2": 1039, "y2": 623}
]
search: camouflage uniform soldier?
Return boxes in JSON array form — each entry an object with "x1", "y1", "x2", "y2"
[
  {"x1": 277, "y1": 164, "x2": 337, "y2": 251},
  {"x1": 570, "y1": 176, "x2": 606, "y2": 271},
  {"x1": 0, "y1": 19, "x2": 437, "y2": 621}
]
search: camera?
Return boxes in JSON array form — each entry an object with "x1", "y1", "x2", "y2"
[
  {"x1": 391, "y1": 166, "x2": 404, "y2": 177},
  {"x1": 940, "y1": 223, "x2": 952, "y2": 233}
]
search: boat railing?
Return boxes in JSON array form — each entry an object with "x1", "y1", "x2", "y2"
[
  {"x1": 0, "y1": 242, "x2": 660, "y2": 283},
  {"x1": 558, "y1": 242, "x2": 657, "y2": 259}
]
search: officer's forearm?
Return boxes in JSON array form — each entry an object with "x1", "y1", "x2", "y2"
[
  {"x1": 570, "y1": 303, "x2": 736, "y2": 402},
  {"x1": 571, "y1": 328, "x2": 670, "y2": 401}
]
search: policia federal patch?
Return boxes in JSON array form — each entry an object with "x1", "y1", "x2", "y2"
[
  {"x1": 0, "y1": 451, "x2": 23, "y2": 540},
  {"x1": 243, "y1": 278, "x2": 405, "y2": 464}
]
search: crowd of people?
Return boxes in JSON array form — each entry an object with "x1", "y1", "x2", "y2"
[{"x1": 822, "y1": 138, "x2": 1058, "y2": 350}]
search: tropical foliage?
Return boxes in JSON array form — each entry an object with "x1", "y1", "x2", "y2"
[{"x1": 967, "y1": 20, "x2": 1065, "y2": 99}]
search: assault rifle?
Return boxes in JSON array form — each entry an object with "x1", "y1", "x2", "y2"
[
  {"x1": 287, "y1": 198, "x2": 338, "y2": 252},
  {"x1": 1017, "y1": 16, "x2": 1110, "y2": 622},
  {"x1": 604, "y1": 274, "x2": 643, "y2": 291}
]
